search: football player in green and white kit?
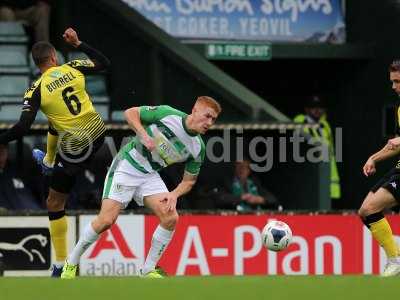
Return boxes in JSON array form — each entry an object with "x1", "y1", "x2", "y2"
[{"x1": 61, "y1": 96, "x2": 221, "y2": 278}]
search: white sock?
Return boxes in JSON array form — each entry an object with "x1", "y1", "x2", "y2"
[
  {"x1": 68, "y1": 222, "x2": 99, "y2": 265},
  {"x1": 142, "y1": 225, "x2": 174, "y2": 274},
  {"x1": 389, "y1": 257, "x2": 400, "y2": 264},
  {"x1": 54, "y1": 261, "x2": 64, "y2": 268}
]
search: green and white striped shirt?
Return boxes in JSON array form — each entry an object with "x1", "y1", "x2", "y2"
[{"x1": 119, "y1": 105, "x2": 206, "y2": 175}]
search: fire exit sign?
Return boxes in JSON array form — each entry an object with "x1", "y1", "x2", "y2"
[{"x1": 206, "y1": 43, "x2": 272, "y2": 60}]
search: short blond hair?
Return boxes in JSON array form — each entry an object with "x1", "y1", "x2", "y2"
[{"x1": 195, "y1": 96, "x2": 222, "y2": 114}]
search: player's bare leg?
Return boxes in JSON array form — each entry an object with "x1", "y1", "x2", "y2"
[
  {"x1": 61, "y1": 199, "x2": 122, "y2": 279},
  {"x1": 141, "y1": 193, "x2": 178, "y2": 278},
  {"x1": 359, "y1": 188, "x2": 400, "y2": 276}
]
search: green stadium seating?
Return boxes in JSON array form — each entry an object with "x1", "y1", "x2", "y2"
[
  {"x1": 111, "y1": 110, "x2": 124, "y2": 122},
  {"x1": 0, "y1": 45, "x2": 29, "y2": 74},
  {"x1": 35, "y1": 110, "x2": 47, "y2": 122},
  {"x1": 0, "y1": 22, "x2": 28, "y2": 43},
  {"x1": 0, "y1": 103, "x2": 47, "y2": 122},
  {"x1": 91, "y1": 96, "x2": 109, "y2": 103},
  {"x1": 86, "y1": 75, "x2": 107, "y2": 95},
  {"x1": 0, "y1": 103, "x2": 21, "y2": 121},
  {"x1": 93, "y1": 103, "x2": 109, "y2": 121},
  {"x1": 0, "y1": 96, "x2": 22, "y2": 103},
  {"x1": 0, "y1": 75, "x2": 29, "y2": 96}
]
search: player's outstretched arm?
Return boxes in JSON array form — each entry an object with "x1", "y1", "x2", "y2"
[
  {"x1": 164, "y1": 173, "x2": 197, "y2": 212},
  {"x1": 362, "y1": 143, "x2": 400, "y2": 176},
  {"x1": 63, "y1": 27, "x2": 110, "y2": 72},
  {"x1": 0, "y1": 110, "x2": 36, "y2": 145},
  {"x1": 172, "y1": 173, "x2": 197, "y2": 198},
  {"x1": 0, "y1": 81, "x2": 41, "y2": 144},
  {"x1": 387, "y1": 136, "x2": 400, "y2": 150},
  {"x1": 124, "y1": 107, "x2": 155, "y2": 151},
  {"x1": 372, "y1": 142, "x2": 400, "y2": 162}
]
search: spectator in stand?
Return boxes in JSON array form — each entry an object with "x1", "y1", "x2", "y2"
[
  {"x1": 0, "y1": 0, "x2": 50, "y2": 42},
  {"x1": 293, "y1": 96, "x2": 341, "y2": 201},
  {"x1": 216, "y1": 159, "x2": 279, "y2": 211}
]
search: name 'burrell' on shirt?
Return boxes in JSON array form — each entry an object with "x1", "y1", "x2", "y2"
[{"x1": 46, "y1": 72, "x2": 76, "y2": 92}]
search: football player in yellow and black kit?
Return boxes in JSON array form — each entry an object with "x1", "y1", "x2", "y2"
[
  {"x1": 0, "y1": 28, "x2": 110, "y2": 276},
  {"x1": 359, "y1": 60, "x2": 400, "y2": 277}
]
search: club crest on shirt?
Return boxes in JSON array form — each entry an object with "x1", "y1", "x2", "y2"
[
  {"x1": 49, "y1": 70, "x2": 63, "y2": 79},
  {"x1": 113, "y1": 184, "x2": 125, "y2": 194}
]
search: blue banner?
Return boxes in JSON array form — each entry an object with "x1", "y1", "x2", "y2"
[{"x1": 121, "y1": 0, "x2": 346, "y2": 43}]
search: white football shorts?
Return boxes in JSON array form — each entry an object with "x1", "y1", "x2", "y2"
[{"x1": 102, "y1": 156, "x2": 168, "y2": 208}]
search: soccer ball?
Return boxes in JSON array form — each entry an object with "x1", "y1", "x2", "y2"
[{"x1": 261, "y1": 220, "x2": 292, "y2": 251}]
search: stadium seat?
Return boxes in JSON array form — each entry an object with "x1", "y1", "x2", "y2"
[
  {"x1": 35, "y1": 110, "x2": 47, "y2": 122},
  {"x1": 0, "y1": 96, "x2": 22, "y2": 103},
  {"x1": 0, "y1": 45, "x2": 27, "y2": 66},
  {"x1": 93, "y1": 103, "x2": 109, "y2": 122},
  {"x1": 0, "y1": 104, "x2": 21, "y2": 122},
  {"x1": 111, "y1": 110, "x2": 125, "y2": 122},
  {"x1": 86, "y1": 75, "x2": 107, "y2": 96},
  {"x1": 0, "y1": 22, "x2": 28, "y2": 43},
  {"x1": 30, "y1": 50, "x2": 65, "y2": 78},
  {"x1": 0, "y1": 45, "x2": 30, "y2": 74},
  {"x1": 91, "y1": 96, "x2": 110, "y2": 104},
  {"x1": 0, "y1": 76, "x2": 29, "y2": 96},
  {"x1": 0, "y1": 103, "x2": 47, "y2": 122}
]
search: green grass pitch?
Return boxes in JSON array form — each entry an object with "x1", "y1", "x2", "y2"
[{"x1": 1, "y1": 276, "x2": 398, "y2": 300}]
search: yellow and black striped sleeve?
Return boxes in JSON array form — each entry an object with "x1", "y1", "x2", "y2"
[{"x1": 22, "y1": 82, "x2": 41, "y2": 114}]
